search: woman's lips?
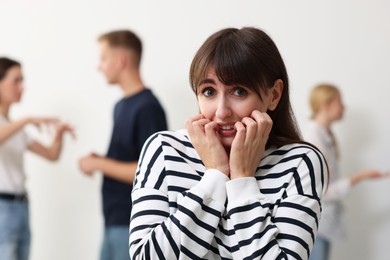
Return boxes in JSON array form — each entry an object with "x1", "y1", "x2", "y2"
[{"x1": 218, "y1": 124, "x2": 236, "y2": 136}]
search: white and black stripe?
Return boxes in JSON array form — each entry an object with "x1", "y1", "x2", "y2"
[{"x1": 130, "y1": 130, "x2": 326, "y2": 260}]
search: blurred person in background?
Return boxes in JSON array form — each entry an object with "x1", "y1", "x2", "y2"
[
  {"x1": 305, "y1": 83, "x2": 389, "y2": 260},
  {"x1": 78, "y1": 30, "x2": 167, "y2": 260},
  {"x1": 0, "y1": 57, "x2": 74, "y2": 260}
]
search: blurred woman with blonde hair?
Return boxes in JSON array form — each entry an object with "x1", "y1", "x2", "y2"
[{"x1": 305, "y1": 83, "x2": 388, "y2": 260}]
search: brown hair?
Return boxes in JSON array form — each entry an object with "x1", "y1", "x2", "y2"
[
  {"x1": 98, "y1": 30, "x2": 142, "y2": 67},
  {"x1": 0, "y1": 57, "x2": 20, "y2": 81},
  {"x1": 0, "y1": 57, "x2": 21, "y2": 104},
  {"x1": 189, "y1": 27, "x2": 301, "y2": 148}
]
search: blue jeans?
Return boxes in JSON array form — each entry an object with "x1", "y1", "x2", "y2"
[
  {"x1": 100, "y1": 226, "x2": 130, "y2": 260},
  {"x1": 0, "y1": 199, "x2": 30, "y2": 260},
  {"x1": 310, "y1": 235, "x2": 331, "y2": 260}
]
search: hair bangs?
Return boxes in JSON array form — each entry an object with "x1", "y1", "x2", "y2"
[{"x1": 214, "y1": 35, "x2": 271, "y2": 98}]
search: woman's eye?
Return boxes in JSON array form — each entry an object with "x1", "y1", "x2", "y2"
[
  {"x1": 202, "y1": 87, "x2": 215, "y2": 97},
  {"x1": 233, "y1": 87, "x2": 248, "y2": 97}
]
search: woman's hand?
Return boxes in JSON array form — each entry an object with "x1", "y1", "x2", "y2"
[
  {"x1": 27, "y1": 116, "x2": 61, "y2": 130},
  {"x1": 351, "y1": 170, "x2": 390, "y2": 186},
  {"x1": 26, "y1": 117, "x2": 75, "y2": 141},
  {"x1": 53, "y1": 122, "x2": 76, "y2": 141},
  {"x1": 186, "y1": 114, "x2": 230, "y2": 176},
  {"x1": 229, "y1": 110, "x2": 272, "y2": 179},
  {"x1": 26, "y1": 119, "x2": 75, "y2": 161}
]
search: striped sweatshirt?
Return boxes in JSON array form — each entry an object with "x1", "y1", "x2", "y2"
[{"x1": 130, "y1": 129, "x2": 326, "y2": 260}]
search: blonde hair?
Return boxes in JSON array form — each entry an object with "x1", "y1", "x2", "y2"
[
  {"x1": 309, "y1": 83, "x2": 340, "y2": 118},
  {"x1": 309, "y1": 83, "x2": 341, "y2": 159}
]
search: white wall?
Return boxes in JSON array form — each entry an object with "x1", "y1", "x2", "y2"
[{"x1": 1, "y1": 1, "x2": 390, "y2": 259}]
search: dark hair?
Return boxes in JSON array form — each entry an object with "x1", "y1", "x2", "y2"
[
  {"x1": 0, "y1": 57, "x2": 21, "y2": 81},
  {"x1": 189, "y1": 27, "x2": 302, "y2": 148},
  {"x1": 98, "y1": 30, "x2": 142, "y2": 67}
]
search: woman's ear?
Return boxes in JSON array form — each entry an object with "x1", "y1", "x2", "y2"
[{"x1": 267, "y1": 79, "x2": 283, "y2": 111}]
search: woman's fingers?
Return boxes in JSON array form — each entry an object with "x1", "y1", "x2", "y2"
[
  {"x1": 232, "y1": 121, "x2": 245, "y2": 150},
  {"x1": 239, "y1": 111, "x2": 272, "y2": 145},
  {"x1": 185, "y1": 114, "x2": 207, "y2": 136},
  {"x1": 230, "y1": 110, "x2": 273, "y2": 179},
  {"x1": 185, "y1": 114, "x2": 229, "y2": 175},
  {"x1": 59, "y1": 123, "x2": 77, "y2": 139},
  {"x1": 185, "y1": 114, "x2": 204, "y2": 128},
  {"x1": 251, "y1": 110, "x2": 273, "y2": 139},
  {"x1": 241, "y1": 117, "x2": 257, "y2": 143}
]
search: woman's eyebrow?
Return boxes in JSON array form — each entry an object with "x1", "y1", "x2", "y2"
[{"x1": 199, "y1": 78, "x2": 215, "y2": 85}]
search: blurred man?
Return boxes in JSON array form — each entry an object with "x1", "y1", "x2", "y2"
[{"x1": 79, "y1": 30, "x2": 168, "y2": 260}]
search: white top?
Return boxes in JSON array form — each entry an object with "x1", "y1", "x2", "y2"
[
  {"x1": 304, "y1": 120, "x2": 351, "y2": 241},
  {"x1": 129, "y1": 129, "x2": 327, "y2": 259},
  {"x1": 0, "y1": 114, "x2": 32, "y2": 194}
]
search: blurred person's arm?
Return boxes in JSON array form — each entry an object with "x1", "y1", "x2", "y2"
[
  {"x1": 78, "y1": 153, "x2": 137, "y2": 184},
  {"x1": 0, "y1": 118, "x2": 30, "y2": 144},
  {"x1": 28, "y1": 123, "x2": 75, "y2": 161}
]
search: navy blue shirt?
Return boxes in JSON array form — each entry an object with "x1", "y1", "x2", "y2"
[{"x1": 103, "y1": 88, "x2": 167, "y2": 226}]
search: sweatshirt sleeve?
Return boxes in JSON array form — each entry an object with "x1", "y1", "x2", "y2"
[
  {"x1": 129, "y1": 133, "x2": 229, "y2": 260},
  {"x1": 225, "y1": 146, "x2": 326, "y2": 260}
]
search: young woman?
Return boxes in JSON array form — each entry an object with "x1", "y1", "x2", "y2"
[
  {"x1": 306, "y1": 84, "x2": 388, "y2": 260},
  {"x1": 129, "y1": 27, "x2": 327, "y2": 259},
  {"x1": 0, "y1": 57, "x2": 74, "y2": 260}
]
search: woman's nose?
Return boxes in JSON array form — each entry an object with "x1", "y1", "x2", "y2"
[{"x1": 215, "y1": 97, "x2": 232, "y2": 119}]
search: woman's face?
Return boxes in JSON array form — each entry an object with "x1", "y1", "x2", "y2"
[
  {"x1": 197, "y1": 67, "x2": 273, "y2": 149},
  {"x1": 0, "y1": 66, "x2": 24, "y2": 105},
  {"x1": 327, "y1": 93, "x2": 345, "y2": 122}
]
